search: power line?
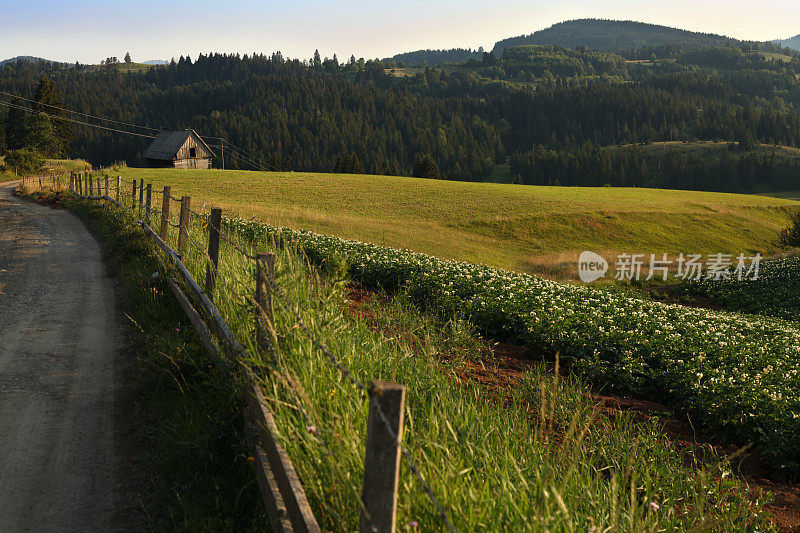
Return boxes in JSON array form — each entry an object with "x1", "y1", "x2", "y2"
[
  {"x1": 0, "y1": 89, "x2": 282, "y2": 171},
  {"x1": 218, "y1": 144, "x2": 271, "y2": 172},
  {"x1": 208, "y1": 136, "x2": 282, "y2": 172},
  {"x1": 222, "y1": 145, "x2": 278, "y2": 172},
  {"x1": 0, "y1": 99, "x2": 156, "y2": 139},
  {"x1": 0, "y1": 90, "x2": 163, "y2": 133},
  {"x1": 221, "y1": 142, "x2": 279, "y2": 172}
]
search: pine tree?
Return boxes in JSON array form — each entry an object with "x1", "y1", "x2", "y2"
[
  {"x1": 124, "y1": 52, "x2": 132, "y2": 63},
  {"x1": 26, "y1": 113, "x2": 63, "y2": 157},
  {"x1": 4, "y1": 106, "x2": 27, "y2": 151},
  {"x1": 31, "y1": 75, "x2": 69, "y2": 155},
  {"x1": 413, "y1": 154, "x2": 440, "y2": 179}
]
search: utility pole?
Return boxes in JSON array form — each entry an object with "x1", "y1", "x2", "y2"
[{"x1": 221, "y1": 139, "x2": 225, "y2": 170}]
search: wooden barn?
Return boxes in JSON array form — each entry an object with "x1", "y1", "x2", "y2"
[{"x1": 143, "y1": 129, "x2": 216, "y2": 169}]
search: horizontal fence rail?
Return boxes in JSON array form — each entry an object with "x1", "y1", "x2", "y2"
[{"x1": 27, "y1": 170, "x2": 459, "y2": 533}]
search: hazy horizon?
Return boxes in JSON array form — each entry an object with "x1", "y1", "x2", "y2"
[{"x1": 1, "y1": 0, "x2": 799, "y2": 65}]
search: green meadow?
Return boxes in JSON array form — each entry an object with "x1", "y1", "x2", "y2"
[{"x1": 114, "y1": 167, "x2": 796, "y2": 275}]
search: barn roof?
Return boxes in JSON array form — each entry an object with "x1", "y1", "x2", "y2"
[{"x1": 143, "y1": 129, "x2": 216, "y2": 161}]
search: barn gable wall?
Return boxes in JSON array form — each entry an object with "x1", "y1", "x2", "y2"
[{"x1": 175, "y1": 133, "x2": 213, "y2": 160}]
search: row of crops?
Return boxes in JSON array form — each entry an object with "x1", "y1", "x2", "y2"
[
  {"x1": 687, "y1": 255, "x2": 800, "y2": 322},
  {"x1": 224, "y1": 217, "x2": 800, "y2": 477}
]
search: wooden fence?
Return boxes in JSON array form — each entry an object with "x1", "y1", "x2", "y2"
[{"x1": 51, "y1": 171, "x2": 426, "y2": 533}]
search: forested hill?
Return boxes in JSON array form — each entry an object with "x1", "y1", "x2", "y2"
[
  {"x1": 387, "y1": 48, "x2": 483, "y2": 66},
  {"x1": 493, "y1": 19, "x2": 747, "y2": 56},
  {"x1": 3, "y1": 35, "x2": 800, "y2": 193},
  {"x1": 0, "y1": 56, "x2": 56, "y2": 67}
]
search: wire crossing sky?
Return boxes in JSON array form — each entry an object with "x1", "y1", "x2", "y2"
[{"x1": 1, "y1": 0, "x2": 799, "y2": 64}]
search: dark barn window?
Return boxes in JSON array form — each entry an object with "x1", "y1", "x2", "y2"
[{"x1": 189, "y1": 147, "x2": 197, "y2": 158}]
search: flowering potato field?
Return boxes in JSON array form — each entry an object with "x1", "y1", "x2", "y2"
[
  {"x1": 688, "y1": 255, "x2": 800, "y2": 322},
  {"x1": 224, "y1": 217, "x2": 800, "y2": 476}
]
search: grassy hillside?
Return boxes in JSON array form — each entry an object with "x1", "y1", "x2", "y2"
[
  {"x1": 114, "y1": 167, "x2": 795, "y2": 276},
  {"x1": 115, "y1": 62, "x2": 155, "y2": 73}
]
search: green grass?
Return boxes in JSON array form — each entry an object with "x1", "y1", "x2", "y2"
[
  {"x1": 0, "y1": 158, "x2": 90, "y2": 181},
  {"x1": 136, "y1": 185, "x2": 775, "y2": 531},
  {"x1": 112, "y1": 167, "x2": 796, "y2": 277},
  {"x1": 116, "y1": 62, "x2": 155, "y2": 73},
  {"x1": 45, "y1": 158, "x2": 92, "y2": 173},
  {"x1": 756, "y1": 51, "x2": 795, "y2": 62},
  {"x1": 758, "y1": 191, "x2": 800, "y2": 201}
]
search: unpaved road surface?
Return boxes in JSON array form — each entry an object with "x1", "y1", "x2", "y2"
[{"x1": 0, "y1": 182, "x2": 143, "y2": 532}]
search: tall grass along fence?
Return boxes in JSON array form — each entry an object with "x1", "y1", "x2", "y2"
[
  {"x1": 61, "y1": 171, "x2": 456, "y2": 533},
  {"x1": 17, "y1": 172, "x2": 71, "y2": 190}
]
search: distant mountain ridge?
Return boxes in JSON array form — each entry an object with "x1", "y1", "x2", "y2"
[
  {"x1": 0, "y1": 56, "x2": 53, "y2": 67},
  {"x1": 387, "y1": 20, "x2": 791, "y2": 67},
  {"x1": 776, "y1": 35, "x2": 800, "y2": 52},
  {"x1": 492, "y1": 19, "x2": 740, "y2": 55},
  {"x1": 143, "y1": 59, "x2": 168, "y2": 65}
]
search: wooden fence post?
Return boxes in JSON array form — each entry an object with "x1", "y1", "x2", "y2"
[
  {"x1": 104, "y1": 175, "x2": 110, "y2": 208},
  {"x1": 116, "y1": 176, "x2": 121, "y2": 203},
  {"x1": 255, "y1": 252, "x2": 276, "y2": 348},
  {"x1": 97, "y1": 176, "x2": 102, "y2": 199},
  {"x1": 177, "y1": 196, "x2": 191, "y2": 256},
  {"x1": 38, "y1": 176, "x2": 42, "y2": 189},
  {"x1": 360, "y1": 380, "x2": 406, "y2": 533},
  {"x1": 145, "y1": 184, "x2": 152, "y2": 223},
  {"x1": 131, "y1": 180, "x2": 137, "y2": 208},
  {"x1": 88, "y1": 174, "x2": 93, "y2": 196},
  {"x1": 206, "y1": 208, "x2": 223, "y2": 300},
  {"x1": 138, "y1": 178, "x2": 144, "y2": 216},
  {"x1": 159, "y1": 186, "x2": 171, "y2": 241}
]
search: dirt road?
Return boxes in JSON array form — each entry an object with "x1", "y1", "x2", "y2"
[{"x1": 0, "y1": 182, "x2": 143, "y2": 531}]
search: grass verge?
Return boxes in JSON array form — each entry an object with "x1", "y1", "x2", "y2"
[{"x1": 27, "y1": 189, "x2": 269, "y2": 530}]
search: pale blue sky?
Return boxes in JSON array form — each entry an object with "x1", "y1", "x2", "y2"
[{"x1": 1, "y1": 0, "x2": 799, "y2": 64}]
